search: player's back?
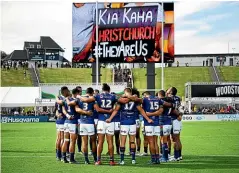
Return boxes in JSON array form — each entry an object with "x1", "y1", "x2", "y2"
[
  {"x1": 64, "y1": 97, "x2": 77, "y2": 124},
  {"x1": 143, "y1": 96, "x2": 162, "y2": 126},
  {"x1": 78, "y1": 96, "x2": 95, "y2": 124},
  {"x1": 56, "y1": 95, "x2": 66, "y2": 124},
  {"x1": 120, "y1": 101, "x2": 138, "y2": 125},
  {"x1": 160, "y1": 97, "x2": 173, "y2": 125},
  {"x1": 95, "y1": 93, "x2": 117, "y2": 121},
  {"x1": 170, "y1": 95, "x2": 181, "y2": 120}
]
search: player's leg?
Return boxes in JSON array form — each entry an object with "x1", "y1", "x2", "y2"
[
  {"x1": 145, "y1": 126, "x2": 156, "y2": 164},
  {"x1": 154, "y1": 126, "x2": 161, "y2": 164},
  {"x1": 129, "y1": 124, "x2": 137, "y2": 164},
  {"x1": 168, "y1": 135, "x2": 172, "y2": 157},
  {"x1": 106, "y1": 122, "x2": 116, "y2": 165},
  {"x1": 69, "y1": 123, "x2": 78, "y2": 163},
  {"x1": 172, "y1": 120, "x2": 181, "y2": 161},
  {"x1": 161, "y1": 125, "x2": 171, "y2": 162},
  {"x1": 80, "y1": 124, "x2": 90, "y2": 164},
  {"x1": 114, "y1": 122, "x2": 120, "y2": 155},
  {"x1": 90, "y1": 134, "x2": 97, "y2": 162},
  {"x1": 119, "y1": 125, "x2": 128, "y2": 165},
  {"x1": 62, "y1": 123, "x2": 70, "y2": 163},
  {"x1": 141, "y1": 122, "x2": 148, "y2": 156},
  {"x1": 136, "y1": 119, "x2": 141, "y2": 155},
  {"x1": 77, "y1": 124, "x2": 82, "y2": 153},
  {"x1": 55, "y1": 124, "x2": 61, "y2": 160},
  {"x1": 95, "y1": 121, "x2": 105, "y2": 165}
]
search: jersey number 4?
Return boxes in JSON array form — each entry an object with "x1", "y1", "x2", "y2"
[{"x1": 101, "y1": 100, "x2": 112, "y2": 108}]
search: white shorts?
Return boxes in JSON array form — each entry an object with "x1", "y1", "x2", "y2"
[
  {"x1": 94, "y1": 119, "x2": 98, "y2": 126},
  {"x1": 64, "y1": 123, "x2": 77, "y2": 134},
  {"x1": 79, "y1": 124, "x2": 95, "y2": 136},
  {"x1": 172, "y1": 119, "x2": 182, "y2": 134},
  {"x1": 120, "y1": 125, "x2": 136, "y2": 136},
  {"x1": 162, "y1": 125, "x2": 172, "y2": 136},
  {"x1": 114, "y1": 122, "x2": 120, "y2": 131},
  {"x1": 136, "y1": 119, "x2": 140, "y2": 129},
  {"x1": 56, "y1": 124, "x2": 64, "y2": 132},
  {"x1": 144, "y1": 126, "x2": 160, "y2": 136},
  {"x1": 97, "y1": 121, "x2": 114, "y2": 135}
]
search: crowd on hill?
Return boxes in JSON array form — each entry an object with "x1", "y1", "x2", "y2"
[
  {"x1": 1, "y1": 60, "x2": 29, "y2": 70},
  {"x1": 183, "y1": 105, "x2": 239, "y2": 114},
  {"x1": 114, "y1": 65, "x2": 132, "y2": 87}
]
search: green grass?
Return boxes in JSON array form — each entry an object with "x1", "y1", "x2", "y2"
[
  {"x1": 218, "y1": 67, "x2": 239, "y2": 82},
  {"x1": 133, "y1": 67, "x2": 212, "y2": 98},
  {"x1": 39, "y1": 68, "x2": 112, "y2": 83},
  {"x1": 1, "y1": 69, "x2": 32, "y2": 86},
  {"x1": 2, "y1": 122, "x2": 239, "y2": 173}
]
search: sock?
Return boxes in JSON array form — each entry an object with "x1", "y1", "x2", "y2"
[
  {"x1": 67, "y1": 143, "x2": 70, "y2": 153},
  {"x1": 162, "y1": 143, "x2": 169, "y2": 160},
  {"x1": 70, "y1": 153, "x2": 75, "y2": 162},
  {"x1": 137, "y1": 146, "x2": 140, "y2": 152},
  {"x1": 62, "y1": 152, "x2": 67, "y2": 160},
  {"x1": 160, "y1": 143, "x2": 163, "y2": 154},
  {"x1": 115, "y1": 132, "x2": 120, "y2": 154},
  {"x1": 97, "y1": 156, "x2": 101, "y2": 162},
  {"x1": 110, "y1": 156, "x2": 114, "y2": 162},
  {"x1": 93, "y1": 152, "x2": 97, "y2": 162},
  {"x1": 156, "y1": 154, "x2": 159, "y2": 162},
  {"x1": 120, "y1": 147, "x2": 125, "y2": 161},
  {"x1": 130, "y1": 148, "x2": 136, "y2": 161},
  {"x1": 174, "y1": 150, "x2": 179, "y2": 159},
  {"x1": 84, "y1": 153, "x2": 89, "y2": 162},
  {"x1": 77, "y1": 136, "x2": 82, "y2": 152},
  {"x1": 144, "y1": 147, "x2": 148, "y2": 153},
  {"x1": 151, "y1": 154, "x2": 156, "y2": 162},
  {"x1": 179, "y1": 149, "x2": 182, "y2": 157},
  {"x1": 57, "y1": 149, "x2": 62, "y2": 158}
]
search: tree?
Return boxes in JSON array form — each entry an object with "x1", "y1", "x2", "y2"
[{"x1": 1, "y1": 51, "x2": 8, "y2": 59}]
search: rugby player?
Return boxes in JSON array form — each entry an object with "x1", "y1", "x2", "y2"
[
  {"x1": 158, "y1": 90, "x2": 173, "y2": 162},
  {"x1": 61, "y1": 88, "x2": 79, "y2": 163},
  {"x1": 142, "y1": 91, "x2": 164, "y2": 164},
  {"x1": 75, "y1": 87, "x2": 96, "y2": 164},
  {"x1": 78, "y1": 83, "x2": 116, "y2": 165},
  {"x1": 106, "y1": 88, "x2": 153, "y2": 165},
  {"x1": 55, "y1": 86, "x2": 69, "y2": 161},
  {"x1": 167, "y1": 87, "x2": 183, "y2": 161},
  {"x1": 75, "y1": 86, "x2": 83, "y2": 154}
]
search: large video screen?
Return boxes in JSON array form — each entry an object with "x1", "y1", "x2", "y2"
[{"x1": 72, "y1": 2, "x2": 174, "y2": 63}]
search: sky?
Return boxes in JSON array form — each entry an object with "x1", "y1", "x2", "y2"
[{"x1": 1, "y1": 1, "x2": 239, "y2": 61}]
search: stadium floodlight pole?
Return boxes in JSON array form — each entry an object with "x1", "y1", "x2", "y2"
[
  {"x1": 161, "y1": 2, "x2": 164, "y2": 90},
  {"x1": 96, "y1": 1, "x2": 99, "y2": 88}
]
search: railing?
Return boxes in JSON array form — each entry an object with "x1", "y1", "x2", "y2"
[
  {"x1": 31, "y1": 63, "x2": 40, "y2": 86},
  {"x1": 212, "y1": 65, "x2": 220, "y2": 83}
]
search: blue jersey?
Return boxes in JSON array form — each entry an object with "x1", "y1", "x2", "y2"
[
  {"x1": 56, "y1": 95, "x2": 66, "y2": 124},
  {"x1": 77, "y1": 96, "x2": 95, "y2": 124},
  {"x1": 159, "y1": 97, "x2": 173, "y2": 125},
  {"x1": 142, "y1": 96, "x2": 164, "y2": 126},
  {"x1": 119, "y1": 101, "x2": 139, "y2": 125},
  {"x1": 170, "y1": 95, "x2": 181, "y2": 120},
  {"x1": 64, "y1": 97, "x2": 78, "y2": 124},
  {"x1": 95, "y1": 93, "x2": 117, "y2": 121},
  {"x1": 135, "y1": 110, "x2": 140, "y2": 120}
]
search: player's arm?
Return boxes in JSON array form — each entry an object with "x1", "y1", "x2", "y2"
[
  {"x1": 106, "y1": 104, "x2": 121, "y2": 123},
  {"x1": 56, "y1": 96, "x2": 64, "y2": 105},
  {"x1": 118, "y1": 97, "x2": 130, "y2": 104},
  {"x1": 78, "y1": 96, "x2": 95, "y2": 103},
  {"x1": 75, "y1": 105, "x2": 92, "y2": 116},
  {"x1": 62, "y1": 105, "x2": 72, "y2": 119},
  {"x1": 136, "y1": 105, "x2": 153, "y2": 124},
  {"x1": 127, "y1": 95, "x2": 143, "y2": 104},
  {"x1": 66, "y1": 97, "x2": 77, "y2": 106},
  {"x1": 55, "y1": 110, "x2": 62, "y2": 118},
  {"x1": 146, "y1": 107, "x2": 164, "y2": 116},
  {"x1": 94, "y1": 104, "x2": 113, "y2": 114}
]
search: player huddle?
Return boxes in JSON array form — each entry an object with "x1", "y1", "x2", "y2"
[{"x1": 55, "y1": 83, "x2": 183, "y2": 166}]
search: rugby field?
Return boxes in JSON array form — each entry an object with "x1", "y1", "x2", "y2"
[{"x1": 1, "y1": 121, "x2": 239, "y2": 173}]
